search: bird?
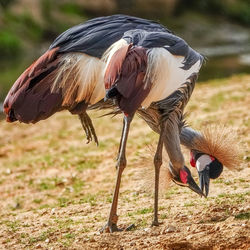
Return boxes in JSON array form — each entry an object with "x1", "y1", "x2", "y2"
[{"x1": 3, "y1": 14, "x2": 237, "y2": 233}]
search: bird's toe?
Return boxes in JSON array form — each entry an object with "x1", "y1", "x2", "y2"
[
  {"x1": 100, "y1": 223, "x2": 135, "y2": 233},
  {"x1": 100, "y1": 223, "x2": 122, "y2": 233},
  {"x1": 151, "y1": 220, "x2": 162, "y2": 227}
]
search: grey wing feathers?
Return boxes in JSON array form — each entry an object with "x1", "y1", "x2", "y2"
[
  {"x1": 49, "y1": 14, "x2": 171, "y2": 58},
  {"x1": 123, "y1": 30, "x2": 204, "y2": 70}
]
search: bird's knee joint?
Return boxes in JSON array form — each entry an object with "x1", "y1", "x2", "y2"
[
  {"x1": 116, "y1": 158, "x2": 127, "y2": 171},
  {"x1": 154, "y1": 156, "x2": 162, "y2": 169}
]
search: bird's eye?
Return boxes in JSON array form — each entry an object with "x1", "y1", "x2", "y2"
[{"x1": 196, "y1": 155, "x2": 213, "y2": 172}]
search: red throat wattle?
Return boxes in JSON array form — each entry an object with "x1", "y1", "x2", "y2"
[{"x1": 180, "y1": 169, "x2": 188, "y2": 184}]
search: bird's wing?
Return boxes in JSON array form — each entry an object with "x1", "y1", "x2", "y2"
[
  {"x1": 123, "y1": 30, "x2": 204, "y2": 70},
  {"x1": 104, "y1": 44, "x2": 132, "y2": 90},
  {"x1": 49, "y1": 15, "x2": 170, "y2": 58},
  {"x1": 104, "y1": 44, "x2": 150, "y2": 115}
]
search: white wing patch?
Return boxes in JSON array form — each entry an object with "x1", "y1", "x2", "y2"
[
  {"x1": 51, "y1": 53, "x2": 106, "y2": 106},
  {"x1": 142, "y1": 48, "x2": 202, "y2": 108},
  {"x1": 51, "y1": 39, "x2": 129, "y2": 108}
]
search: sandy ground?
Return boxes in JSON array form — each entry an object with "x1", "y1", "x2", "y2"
[{"x1": 0, "y1": 75, "x2": 249, "y2": 249}]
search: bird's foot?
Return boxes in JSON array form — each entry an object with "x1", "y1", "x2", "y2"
[
  {"x1": 100, "y1": 223, "x2": 135, "y2": 233},
  {"x1": 100, "y1": 222, "x2": 123, "y2": 233},
  {"x1": 151, "y1": 220, "x2": 163, "y2": 227}
]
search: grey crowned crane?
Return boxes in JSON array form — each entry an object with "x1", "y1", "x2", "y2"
[{"x1": 3, "y1": 15, "x2": 231, "y2": 233}]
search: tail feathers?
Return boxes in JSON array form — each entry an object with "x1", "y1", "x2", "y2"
[
  {"x1": 180, "y1": 125, "x2": 241, "y2": 170},
  {"x1": 7, "y1": 48, "x2": 60, "y2": 98},
  {"x1": 3, "y1": 47, "x2": 64, "y2": 123}
]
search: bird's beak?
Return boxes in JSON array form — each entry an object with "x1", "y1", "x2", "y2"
[
  {"x1": 198, "y1": 166, "x2": 210, "y2": 197},
  {"x1": 187, "y1": 174, "x2": 206, "y2": 197}
]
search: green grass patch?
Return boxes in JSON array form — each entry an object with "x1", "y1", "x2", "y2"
[
  {"x1": 28, "y1": 229, "x2": 54, "y2": 244},
  {"x1": 58, "y1": 197, "x2": 70, "y2": 207},
  {"x1": 165, "y1": 187, "x2": 179, "y2": 199},
  {"x1": 4, "y1": 220, "x2": 20, "y2": 232},
  {"x1": 235, "y1": 212, "x2": 250, "y2": 220},
  {"x1": 33, "y1": 198, "x2": 43, "y2": 204},
  {"x1": 72, "y1": 178, "x2": 85, "y2": 193},
  {"x1": 213, "y1": 179, "x2": 224, "y2": 184},
  {"x1": 54, "y1": 218, "x2": 74, "y2": 229},
  {"x1": 64, "y1": 232, "x2": 75, "y2": 239},
  {"x1": 204, "y1": 92, "x2": 225, "y2": 112},
  {"x1": 216, "y1": 191, "x2": 249, "y2": 204},
  {"x1": 76, "y1": 159, "x2": 100, "y2": 171},
  {"x1": 79, "y1": 194, "x2": 97, "y2": 206},
  {"x1": 37, "y1": 178, "x2": 58, "y2": 191},
  {"x1": 136, "y1": 207, "x2": 153, "y2": 215},
  {"x1": 184, "y1": 201, "x2": 195, "y2": 207}
]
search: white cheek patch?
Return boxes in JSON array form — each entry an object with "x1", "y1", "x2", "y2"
[{"x1": 196, "y1": 155, "x2": 213, "y2": 172}]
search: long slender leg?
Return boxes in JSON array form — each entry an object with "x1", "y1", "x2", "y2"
[
  {"x1": 101, "y1": 114, "x2": 134, "y2": 233},
  {"x1": 116, "y1": 118, "x2": 125, "y2": 161},
  {"x1": 152, "y1": 124, "x2": 165, "y2": 226}
]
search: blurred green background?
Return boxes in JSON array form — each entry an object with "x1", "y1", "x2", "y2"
[{"x1": 1, "y1": 0, "x2": 250, "y2": 103}]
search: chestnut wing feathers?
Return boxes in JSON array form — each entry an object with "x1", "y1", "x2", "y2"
[{"x1": 105, "y1": 46, "x2": 150, "y2": 115}]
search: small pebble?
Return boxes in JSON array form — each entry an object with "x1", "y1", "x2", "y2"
[
  {"x1": 71, "y1": 173, "x2": 77, "y2": 178},
  {"x1": 89, "y1": 237, "x2": 95, "y2": 242},
  {"x1": 45, "y1": 238, "x2": 50, "y2": 243},
  {"x1": 51, "y1": 208, "x2": 56, "y2": 214},
  {"x1": 243, "y1": 155, "x2": 249, "y2": 160},
  {"x1": 13, "y1": 202, "x2": 21, "y2": 209},
  {"x1": 165, "y1": 225, "x2": 176, "y2": 233},
  {"x1": 5, "y1": 168, "x2": 11, "y2": 174}
]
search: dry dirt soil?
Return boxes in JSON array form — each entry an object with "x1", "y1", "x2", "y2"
[{"x1": 0, "y1": 75, "x2": 249, "y2": 249}]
